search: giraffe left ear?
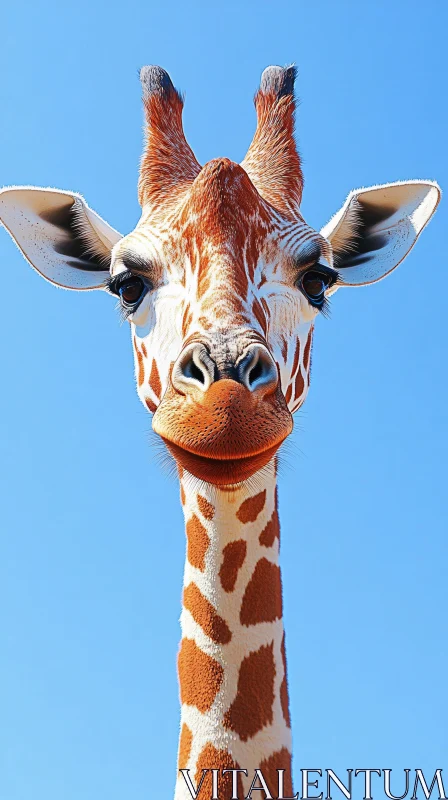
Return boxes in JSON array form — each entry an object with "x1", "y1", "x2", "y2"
[
  {"x1": 321, "y1": 180, "x2": 441, "y2": 289},
  {"x1": 0, "y1": 186, "x2": 122, "y2": 290}
]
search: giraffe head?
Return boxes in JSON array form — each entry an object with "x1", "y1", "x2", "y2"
[{"x1": 0, "y1": 65, "x2": 440, "y2": 486}]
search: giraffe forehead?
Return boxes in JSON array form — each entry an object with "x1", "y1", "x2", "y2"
[
  {"x1": 113, "y1": 156, "x2": 328, "y2": 292},
  {"x1": 178, "y1": 159, "x2": 272, "y2": 275},
  {"x1": 170, "y1": 162, "x2": 326, "y2": 301},
  {"x1": 184, "y1": 158, "x2": 269, "y2": 220}
]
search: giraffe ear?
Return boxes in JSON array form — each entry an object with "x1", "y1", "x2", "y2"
[
  {"x1": 0, "y1": 186, "x2": 122, "y2": 290},
  {"x1": 321, "y1": 180, "x2": 441, "y2": 289}
]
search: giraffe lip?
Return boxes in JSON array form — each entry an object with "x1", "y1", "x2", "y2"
[
  {"x1": 153, "y1": 379, "x2": 293, "y2": 483},
  {"x1": 161, "y1": 439, "x2": 282, "y2": 486}
]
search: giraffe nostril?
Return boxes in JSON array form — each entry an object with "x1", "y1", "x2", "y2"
[
  {"x1": 239, "y1": 345, "x2": 278, "y2": 395},
  {"x1": 248, "y1": 359, "x2": 263, "y2": 386},
  {"x1": 183, "y1": 357, "x2": 206, "y2": 385},
  {"x1": 172, "y1": 343, "x2": 215, "y2": 394}
]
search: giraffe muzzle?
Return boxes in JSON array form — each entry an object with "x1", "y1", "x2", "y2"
[{"x1": 152, "y1": 366, "x2": 293, "y2": 486}]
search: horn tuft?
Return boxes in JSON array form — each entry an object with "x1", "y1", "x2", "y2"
[
  {"x1": 259, "y1": 64, "x2": 297, "y2": 99},
  {"x1": 139, "y1": 65, "x2": 179, "y2": 101}
]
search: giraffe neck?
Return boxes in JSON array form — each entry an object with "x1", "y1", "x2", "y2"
[{"x1": 175, "y1": 460, "x2": 294, "y2": 800}]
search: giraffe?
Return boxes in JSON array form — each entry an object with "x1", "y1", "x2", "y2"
[{"x1": 0, "y1": 65, "x2": 440, "y2": 799}]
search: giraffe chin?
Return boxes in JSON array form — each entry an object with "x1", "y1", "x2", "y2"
[{"x1": 162, "y1": 439, "x2": 282, "y2": 486}]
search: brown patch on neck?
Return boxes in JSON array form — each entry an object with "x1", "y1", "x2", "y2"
[
  {"x1": 291, "y1": 337, "x2": 301, "y2": 378},
  {"x1": 149, "y1": 359, "x2": 162, "y2": 399},
  {"x1": 280, "y1": 633, "x2": 291, "y2": 728},
  {"x1": 178, "y1": 723, "x2": 193, "y2": 770},
  {"x1": 294, "y1": 367, "x2": 305, "y2": 401},
  {"x1": 303, "y1": 327, "x2": 313, "y2": 372},
  {"x1": 259, "y1": 507, "x2": 280, "y2": 547},
  {"x1": 259, "y1": 747, "x2": 294, "y2": 798},
  {"x1": 145, "y1": 397, "x2": 157, "y2": 413},
  {"x1": 197, "y1": 494, "x2": 215, "y2": 520},
  {"x1": 223, "y1": 642, "x2": 275, "y2": 741},
  {"x1": 178, "y1": 638, "x2": 223, "y2": 712},
  {"x1": 236, "y1": 489, "x2": 266, "y2": 523},
  {"x1": 134, "y1": 337, "x2": 145, "y2": 387},
  {"x1": 240, "y1": 558, "x2": 283, "y2": 626},
  {"x1": 186, "y1": 514, "x2": 210, "y2": 571},
  {"x1": 194, "y1": 744, "x2": 244, "y2": 799},
  {"x1": 219, "y1": 540, "x2": 247, "y2": 593},
  {"x1": 183, "y1": 583, "x2": 232, "y2": 645}
]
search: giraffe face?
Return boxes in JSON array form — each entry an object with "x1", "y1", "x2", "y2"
[
  {"x1": 0, "y1": 65, "x2": 440, "y2": 487},
  {"x1": 110, "y1": 156, "x2": 335, "y2": 484}
]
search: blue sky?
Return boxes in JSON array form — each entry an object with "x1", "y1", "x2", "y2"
[{"x1": 1, "y1": 1, "x2": 447, "y2": 798}]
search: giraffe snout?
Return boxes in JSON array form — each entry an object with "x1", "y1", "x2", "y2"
[{"x1": 153, "y1": 337, "x2": 292, "y2": 485}]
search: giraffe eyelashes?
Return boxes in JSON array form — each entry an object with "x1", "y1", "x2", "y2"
[{"x1": 296, "y1": 264, "x2": 339, "y2": 312}]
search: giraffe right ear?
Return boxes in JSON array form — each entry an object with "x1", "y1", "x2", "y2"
[
  {"x1": 321, "y1": 180, "x2": 441, "y2": 289},
  {"x1": 0, "y1": 186, "x2": 122, "y2": 290}
]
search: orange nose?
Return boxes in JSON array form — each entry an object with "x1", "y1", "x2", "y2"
[{"x1": 152, "y1": 377, "x2": 293, "y2": 485}]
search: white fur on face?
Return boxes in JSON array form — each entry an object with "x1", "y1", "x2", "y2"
[{"x1": 111, "y1": 208, "x2": 332, "y2": 415}]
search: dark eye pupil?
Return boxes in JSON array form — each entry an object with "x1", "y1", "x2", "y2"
[
  {"x1": 302, "y1": 271, "x2": 328, "y2": 300},
  {"x1": 119, "y1": 278, "x2": 144, "y2": 305}
]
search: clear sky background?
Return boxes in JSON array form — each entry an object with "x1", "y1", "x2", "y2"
[{"x1": 0, "y1": 1, "x2": 447, "y2": 798}]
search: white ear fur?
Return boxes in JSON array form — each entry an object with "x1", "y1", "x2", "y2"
[
  {"x1": 321, "y1": 180, "x2": 441, "y2": 289},
  {"x1": 0, "y1": 186, "x2": 122, "y2": 290}
]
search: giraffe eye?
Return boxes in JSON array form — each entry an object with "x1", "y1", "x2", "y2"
[
  {"x1": 107, "y1": 270, "x2": 152, "y2": 320},
  {"x1": 299, "y1": 267, "x2": 336, "y2": 308},
  {"x1": 118, "y1": 277, "x2": 146, "y2": 306}
]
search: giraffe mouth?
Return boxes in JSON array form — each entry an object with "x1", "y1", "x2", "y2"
[
  {"x1": 153, "y1": 378, "x2": 293, "y2": 485},
  {"x1": 161, "y1": 439, "x2": 283, "y2": 486}
]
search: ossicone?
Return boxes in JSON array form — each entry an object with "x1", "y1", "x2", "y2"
[
  {"x1": 138, "y1": 65, "x2": 201, "y2": 210},
  {"x1": 241, "y1": 64, "x2": 303, "y2": 218}
]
